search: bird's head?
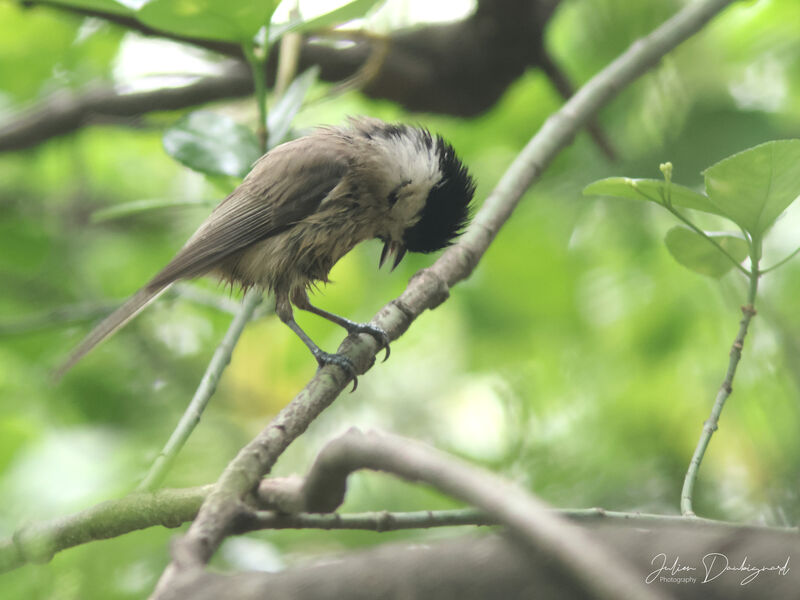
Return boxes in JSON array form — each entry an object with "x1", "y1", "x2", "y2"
[{"x1": 360, "y1": 122, "x2": 475, "y2": 270}]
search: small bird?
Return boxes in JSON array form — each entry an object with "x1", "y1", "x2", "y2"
[{"x1": 56, "y1": 118, "x2": 475, "y2": 386}]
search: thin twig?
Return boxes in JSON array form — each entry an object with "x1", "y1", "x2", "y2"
[
  {"x1": 664, "y1": 205, "x2": 750, "y2": 276},
  {"x1": 137, "y1": 290, "x2": 262, "y2": 492},
  {"x1": 760, "y1": 244, "x2": 800, "y2": 274},
  {"x1": 241, "y1": 43, "x2": 269, "y2": 153},
  {"x1": 680, "y1": 262, "x2": 760, "y2": 516},
  {"x1": 5, "y1": 476, "x2": 795, "y2": 574},
  {"x1": 152, "y1": 1, "x2": 737, "y2": 596},
  {"x1": 273, "y1": 3, "x2": 302, "y2": 98},
  {"x1": 138, "y1": 18, "x2": 286, "y2": 492}
]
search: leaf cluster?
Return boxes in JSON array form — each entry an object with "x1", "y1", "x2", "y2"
[{"x1": 584, "y1": 140, "x2": 800, "y2": 278}]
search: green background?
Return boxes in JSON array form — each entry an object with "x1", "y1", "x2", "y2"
[{"x1": 2, "y1": 0, "x2": 800, "y2": 597}]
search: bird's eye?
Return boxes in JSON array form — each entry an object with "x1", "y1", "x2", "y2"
[{"x1": 387, "y1": 179, "x2": 411, "y2": 207}]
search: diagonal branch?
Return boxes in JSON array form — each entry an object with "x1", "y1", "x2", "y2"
[
  {"x1": 137, "y1": 290, "x2": 263, "y2": 492},
  {"x1": 150, "y1": 0, "x2": 738, "y2": 597},
  {"x1": 680, "y1": 266, "x2": 760, "y2": 516}
]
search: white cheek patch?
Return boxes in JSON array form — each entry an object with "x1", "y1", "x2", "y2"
[
  {"x1": 385, "y1": 135, "x2": 441, "y2": 190},
  {"x1": 372, "y1": 130, "x2": 445, "y2": 237}
]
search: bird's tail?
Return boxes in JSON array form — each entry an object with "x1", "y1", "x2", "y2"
[{"x1": 53, "y1": 283, "x2": 172, "y2": 379}]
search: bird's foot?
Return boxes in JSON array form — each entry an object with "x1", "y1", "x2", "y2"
[
  {"x1": 343, "y1": 322, "x2": 391, "y2": 362},
  {"x1": 313, "y1": 350, "x2": 359, "y2": 391}
]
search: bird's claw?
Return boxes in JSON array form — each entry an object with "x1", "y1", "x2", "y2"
[
  {"x1": 314, "y1": 350, "x2": 359, "y2": 391},
  {"x1": 346, "y1": 323, "x2": 391, "y2": 362}
]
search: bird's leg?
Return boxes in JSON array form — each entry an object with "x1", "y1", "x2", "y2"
[
  {"x1": 274, "y1": 292, "x2": 358, "y2": 390},
  {"x1": 291, "y1": 289, "x2": 390, "y2": 361}
]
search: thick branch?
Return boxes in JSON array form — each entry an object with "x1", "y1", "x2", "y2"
[
  {"x1": 0, "y1": 485, "x2": 211, "y2": 573},
  {"x1": 151, "y1": 0, "x2": 736, "y2": 596},
  {"x1": 6, "y1": 476, "x2": 782, "y2": 574},
  {"x1": 257, "y1": 429, "x2": 664, "y2": 600},
  {"x1": 158, "y1": 526, "x2": 800, "y2": 600}
]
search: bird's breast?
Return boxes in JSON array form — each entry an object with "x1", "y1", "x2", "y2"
[{"x1": 216, "y1": 212, "x2": 366, "y2": 294}]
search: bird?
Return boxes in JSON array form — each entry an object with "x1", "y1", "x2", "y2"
[{"x1": 56, "y1": 117, "x2": 476, "y2": 388}]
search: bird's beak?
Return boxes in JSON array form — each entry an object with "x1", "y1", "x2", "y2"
[{"x1": 379, "y1": 241, "x2": 407, "y2": 271}]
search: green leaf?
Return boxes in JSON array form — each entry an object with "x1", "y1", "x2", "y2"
[
  {"x1": 703, "y1": 139, "x2": 800, "y2": 237},
  {"x1": 267, "y1": 66, "x2": 320, "y2": 149},
  {"x1": 137, "y1": 0, "x2": 279, "y2": 42},
  {"x1": 583, "y1": 178, "x2": 722, "y2": 214},
  {"x1": 271, "y1": 0, "x2": 384, "y2": 42},
  {"x1": 664, "y1": 226, "x2": 749, "y2": 278},
  {"x1": 163, "y1": 111, "x2": 262, "y2": 178}
]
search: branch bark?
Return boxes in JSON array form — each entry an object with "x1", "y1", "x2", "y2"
[
  {"x1": 137, "y1": 290, "x2": 263, "y2": 492},
  {"x1": 1, "y1": 485, "x2": 211, "y2": 573},
  {"x1": 257, "y1": 428, "x2": 665, "y2": 600},
  {"x1": 149, "y1": 0, "x2": 737, "y2": 596},
  {"x1": 681, "y1": 269, "x2": 760, "y2": 516},
  {"x1": 158, "y1": 525, "x2": 800, "y2": 600},
  {"x1": 5, "y1": 478, "x2": 780, "y2": 574}
]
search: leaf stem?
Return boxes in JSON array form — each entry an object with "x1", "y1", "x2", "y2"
[
  {"x1": 760, "y1": 244, "x2": 800, "y2": 274},
  {"x1": 680, "y1": 254, "x2": 760, "y2": 516},
  {"x1": 664, "y1": 204, "x2": 751, "y2": 276},
  {"x1": 242, "y1": 40, "x2": 269, "y2": 153}
]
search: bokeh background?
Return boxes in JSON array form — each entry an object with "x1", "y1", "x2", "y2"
[{"x1": 2, "y1": 0, "x2": 800, "y2": 597}]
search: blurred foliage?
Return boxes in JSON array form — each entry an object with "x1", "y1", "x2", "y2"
[{"x1": 2, "y1": 0, "x2": 800, "y2": 598}]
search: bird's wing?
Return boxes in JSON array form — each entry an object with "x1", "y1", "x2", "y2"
[
  {"x1": 55, "y1": 135, "x2": 350, "y2": 377},
  {"x1": 148, "y1": 136, "x2": 350, "y2": 289}
]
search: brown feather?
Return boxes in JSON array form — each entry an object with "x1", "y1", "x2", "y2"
[
  {"x1": 54, "y1": 284, "x2": 171, "y2": 379},
  {"x1": 56, "y1": 118, "x2": 475, "y2": 376},
  {"x1": 56, "y1": 135, "x2": 351, "y2": 377}
]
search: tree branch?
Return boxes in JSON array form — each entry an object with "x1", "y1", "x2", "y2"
[
  {"x1": 3, "y1": 475, "x2": 790, "y2": 575},
  {"x1": 681, "y1": 266, "x2": 760, "y2": 516},
  {"x1": 137, "y1": 290, "x2": 263, "y2": 492},
  {"x1": 256, "y1": 429, "x2": 665, "y2": 600},
  {"x1": 1, "y1": 485, "x2": 211, "y2": 573},
  {"x1": 150, "y1": 0, "x2": 737, "y2": 596},
  {"x1": 157, "y1": 526, "x2": 800, "y2": 600}
]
